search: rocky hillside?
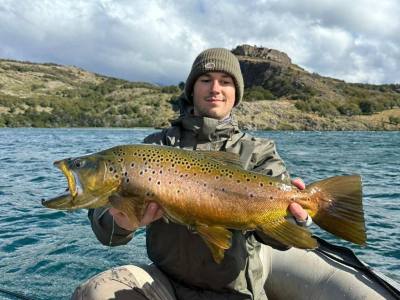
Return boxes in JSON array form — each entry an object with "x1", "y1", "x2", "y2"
[{"x1": 0, "y1": 45, "x2": 399, "y2": 130}]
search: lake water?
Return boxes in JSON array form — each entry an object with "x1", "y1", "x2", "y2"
[{"x1": 0, "y1": 128, "x2": 399, "y2": 300}]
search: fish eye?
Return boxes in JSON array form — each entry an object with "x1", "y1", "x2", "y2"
[{"x1": 73, "y1": 159, "x2": 85, "y2": 168}]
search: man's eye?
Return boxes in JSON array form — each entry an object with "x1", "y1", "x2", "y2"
[{"x1": 222, "y1": 81, "x2": 232, "y2": 85}]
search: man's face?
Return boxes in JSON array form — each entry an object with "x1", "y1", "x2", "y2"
[{"x1": 192, "y1": 72, "x2": 236, "y2": 120}]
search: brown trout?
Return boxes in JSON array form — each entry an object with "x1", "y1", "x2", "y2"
[{"x1": 42, "y1": 144, "x2": 366, "y2": 263}]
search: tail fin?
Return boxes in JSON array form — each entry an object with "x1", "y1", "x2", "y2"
[{"x1": 308, "y1": 175, "x2": 367, "y2": 245}]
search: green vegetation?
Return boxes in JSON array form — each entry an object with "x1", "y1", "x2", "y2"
[
  {"x1": 243, "y1": 86, "x2": 276, "y2": 101},
  {"x1": 294, "y1": 82, "x2": 400, "y2": 117},
  {"x1": 0, "y1": 59, "x2": 179, "y2": 127},
  {"x1": 0, "y1": 58, "x2": 399, "y2": 130},
  {"x1": 388, "y1": 115, "x2": 400, "y2": 125}
]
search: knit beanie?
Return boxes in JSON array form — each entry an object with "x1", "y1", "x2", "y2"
[{"x1": 184, "y1": 48, "x2": 244, "y2": 106}]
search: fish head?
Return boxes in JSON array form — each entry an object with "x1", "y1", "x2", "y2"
[{"x1": 42, "y1": 153, "x2": 119, "y2": 210}]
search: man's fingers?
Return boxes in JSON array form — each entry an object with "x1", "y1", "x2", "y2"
[
  {"x1": 109, "y1": 207, "x2": 125, "y2": 218},
  {"x1": 288, "y1": 202, "x2": 308, "y2": 222},
  {"x1": 139, "y1": 202, "x2": 163, "y2": 226},
  {"x1": 292, "y1": 177, "x2": 305, "y2": 190}
]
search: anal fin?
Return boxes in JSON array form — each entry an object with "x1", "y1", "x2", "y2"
[{"x1": 259, "y1": 219, "x2": 318, "y2": 249}]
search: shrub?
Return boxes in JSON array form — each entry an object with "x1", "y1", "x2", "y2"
[
  {"x1": 243, "y1": 86, "x2": 276, "y2": 101},
  {"x1": 358, "y1": 99, "x2": 384, "y2": 114},
  {"x1": 338, "y1": 103, "x2": 362, "y2": 116},
  {"x1": 161, "y1": 85, "x2": 180, "y2": 94},
  {"x1": 388, "y1": 115, "x2": 400, "y2": 125}
]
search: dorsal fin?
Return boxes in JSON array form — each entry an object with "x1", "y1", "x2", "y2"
[{"x1": 197, "y1": 151, "x2": 242, "y2": 168}]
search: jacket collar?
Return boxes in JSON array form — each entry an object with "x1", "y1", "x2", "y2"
[{"x1": 171, "y1": 97, "x2": 241, "y2": 143}]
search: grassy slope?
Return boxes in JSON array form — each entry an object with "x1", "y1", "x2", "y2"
[{"x1": 0, "y1": 58, "x2": 399, "y2": 130}]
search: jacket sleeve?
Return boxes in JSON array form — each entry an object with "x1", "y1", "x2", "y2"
[
  {"x1": 88, "y1": 208, "x2": 134, "y2": 246},
  {"x1": 248, "y1": 138, "x2": 292, "y2": 250},
  {"x1": 88, "y1": 130, "x2": 167, "y2": 246},
  {"x1": 249, "y1": 138, "x2": 289, "y2": 180}
]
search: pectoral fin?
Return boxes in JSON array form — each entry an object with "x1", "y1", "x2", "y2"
[
  {"x1": 196, "y1": 224, "x2": 232, "y2": 263},
  {"x1": 108, "y1": 192, "x2": 146, "y2": 230},
  {"x1": 258, "y1": 219, "x2": 318, "y2": 249}
]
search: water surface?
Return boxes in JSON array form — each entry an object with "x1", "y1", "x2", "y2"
[{"x1": 0, "y1": 128, "x2": 398, "y2": 299}]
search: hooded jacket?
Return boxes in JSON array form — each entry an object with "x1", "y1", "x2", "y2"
[{"x1": 89, "y1": 105, "x2": 291, "y2": 300}]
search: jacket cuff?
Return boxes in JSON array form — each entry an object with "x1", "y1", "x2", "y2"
[{"x1": 89, "y1": 208, "x2": 134, "y2": 246}]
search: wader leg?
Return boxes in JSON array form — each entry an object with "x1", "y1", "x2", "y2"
[
  {"x1": 263, "y1": 247, "x2": 395, "y2": 300},
  {"x1": 71, "y1": 264, "x2": 176, "y2": 300}
]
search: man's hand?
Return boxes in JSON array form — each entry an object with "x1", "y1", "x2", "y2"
[
  {"x1": 109, "y1": 202, "x2": 164, "y2": 231},
  {"x1": 288, "y1": 178, "x2": 309, "y2": 223}
]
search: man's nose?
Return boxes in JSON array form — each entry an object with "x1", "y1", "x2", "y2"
[{"x1": 210, "y1": 80, "x2": 221, "y2": 93}]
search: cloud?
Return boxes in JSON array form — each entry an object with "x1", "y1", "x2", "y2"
[{"x1": 0, "y1": 0, "x2": 399, "y2": 84}]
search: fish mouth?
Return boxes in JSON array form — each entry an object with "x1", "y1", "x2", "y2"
[
  {"x1": 42, "y1": 159, "x2": 116, "y2": 210},
  {"x1": 57, "y1": 159, "x2": 80, "y2": 198},
  {"x1": 41, "y1": 159, "x2": 84, "y2": 210}
]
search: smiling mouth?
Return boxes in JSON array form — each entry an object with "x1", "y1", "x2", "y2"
[{"x1": 206, "y1": 98, "x2": 225, "y2": 102}]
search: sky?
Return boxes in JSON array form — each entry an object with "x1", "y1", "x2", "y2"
[{"x1": 1, "y1": 0, "x2": 399, "y2": 85}]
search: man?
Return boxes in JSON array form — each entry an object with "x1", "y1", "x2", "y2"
[{"x1": 72, "y1": 48, "x2": 392, "y2": 300}]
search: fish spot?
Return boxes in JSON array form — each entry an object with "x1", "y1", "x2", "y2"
[
  {"x1": 148, "y1": 177, "x2": 152, "y2": 181},
  {"x1": 250, "y1": 193, "x2": 254, "y2": 198},
  {"x1": 124, "y1": 172, "x2": 128, "y2": 176},
  {"x1": 130, "y1": 163, "x2": 135, "y2": 168},
  {"x1": 157, "y1": 181, "x2": 161, "y2": 185},
  {"x1": 221, "y1": 188, "x2": 225, "y2": 192},
  {"x1": 109, "y1": 167, "x2": 113, "y2": 172},
  {"x1": 139, "y1": 171, "x2": 143, "y2": 176},
  {"x1": 126, "y1": 178, "x2": 130, "y2": 183},
  {"x1": 270, "y1": 196, "x2": 273, "y2": 200},
  {"x1": 260, "y1": 183, "x2": 264, "y2": 187},
  {"x1": 246, "y1": 178, "x2": 250, "y2": 182},
  {"x1": 237, "y1": 180, "x2": 240, "y2": 183},
  {"x1": 269, "y1": 182, "x2": 273, "y2": 185}
]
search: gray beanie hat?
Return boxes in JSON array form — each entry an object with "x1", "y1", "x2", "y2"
[{"x1": 184, "y1": 48, "x2": 244, "y2": 106}]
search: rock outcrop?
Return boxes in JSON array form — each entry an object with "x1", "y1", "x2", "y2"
[
  {"x1": 232, "y1": 44, "x2": 292, "y2": 66},
  {"x1": 231, "y1": 45, "x2": 297, "y2": 88}
]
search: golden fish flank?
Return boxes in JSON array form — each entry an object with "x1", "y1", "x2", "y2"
[{"x1": 42, "y1": 144, "x2": 367, "y2": 263}]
